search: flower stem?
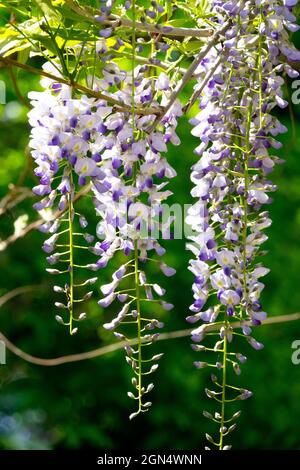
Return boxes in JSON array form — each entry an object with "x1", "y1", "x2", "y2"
[
  {"x1": 219, "y1": 319, "x2": 228, "y2": 450},
  {"x1": 134, "y1": 241, "x2": 142, "y2": 412},
  {"x1": 68, "y1": 169, "x2": 74, "y2": 335},
  {"x1": 242, "y1": 104, "x2": 251, "y2": 299},
  {"x1": 258, "y1": 6, "x2": 264, "y2": 129},
  {"x1": 131, "y1": 0, "x2": 143, "y2": 415}
]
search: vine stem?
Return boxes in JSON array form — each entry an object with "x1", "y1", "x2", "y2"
[
  {"x1": 68, "y1": 170, "x2": 74, "y2": 335},
  {"x1": 216, "y1": 2, "x2": 248, "y2": 448},
  {"x1": 8, "y1": 66, "x2": 30, "y2": 108},
  {"x1": 148, "y1": 17, "x2": 233, "y2": 132},
  {"x1": 0, "y1": 184, "x2": 91, "y2": 252},
  {"x1": 0, "y1": 295, "x2": 299, "y2": 366},
  {"x1": 183, "y1": 52, "x2": 224, "y2": 114},
  {"x1": 219, "y1": 325, "x2": 227, "y2": 450},
  {"x1": 134, "y1": 241, "x2": 142, "y2": 412},
  {"x1": 103, "y1": 16, "x2": 212, "y2": 38},
  {"x1": 242, "y1": 104, "x2": 251, "y2": 299},
  {"x1": 258, "y1": 6, "x2": 264, "y2": 130},
  {"x1": 131, "y1": 0, "x2": 143, "y2": 414},
  {"x1": 0, "y1": 57, "x2": 159, "y2": 116},
  {"x1": 65, "y1": 0, "x2": 213, "y2": 38}
]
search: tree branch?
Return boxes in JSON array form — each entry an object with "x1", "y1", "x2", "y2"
[
  {"x1": 0, "y1": 185, "x2": 32, "y2": 217},
  {"x1": 0, "y1": 285, "x2": 39, "y2": 308},
  {"x1": 183, "y1": 53, "x2": 225, "y2": 114},
  {"x1": 148, "y1": 18, "x2": 232, "y2": 131},
  {"x1": 8, "y1": 65, "x2": 30, "y2": 109},
  {"x1": 0, "y1": 57, "x2": 160, "y2": 116},
  {"x1": 0, "y1": 184, "x2": 91, "y2": 252},
  {"x1": 0, "y1": 309, "x2": 299, "y2": 366},
  {"x1": 106, "y1": 15, "x2": 213, "y2": 39},
  {"x1": 65, "y1": 1, "x2": 213, "y2": 38},
  {"x1": 0, "y1": 280, "x2": 299, "y2": 366}
]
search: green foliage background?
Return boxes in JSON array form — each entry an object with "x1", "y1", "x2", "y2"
[{"x1": 0, "y1": 18, "x2": 300, "y2": 453}]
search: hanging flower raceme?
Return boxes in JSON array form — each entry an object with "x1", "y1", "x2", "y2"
[
  {"x1": 94, "y1": 62, "x2": 182, "y2": 418},
  {"x1": 28, "y1": 62, "x2": 113, "y2": 334},
  {"x1": 186, "y1": 0, "x2": 300, "y2": 449}
]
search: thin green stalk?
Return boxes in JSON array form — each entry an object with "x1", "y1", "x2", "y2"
[
  {"x1": 219, "y1": 12, "x2": 261, "y2": 450},
  {"x1": 68, "y1": 169, "x2": 74, "y2": 335},
  {"x1": 243, "y1": 13, "x2": 263, "y2": 298},
  {"x1": 131, "y1": 1, "x2": 136, "y2": 117},
  {"x1": 134, "y1": 241, "x2": 142, "y2": 412},
  {"x1": 131, "y1": 0, "x2": 143, "y2": 414},
  {"x1": 219, "y1": 326, "x2": 227, "y2": 450},
  {"x1": 42, "y1": 17, "x2": 70, "y2": 79},
  {"x1": 258, "y1": 6, "x2": 264, "y2": 129},
  {"x1": 217, "y1": 7, "x2": 248, "y2": 449},
  {"x1": 243, "y1": 105, "x2": 252, "y2": 298}
]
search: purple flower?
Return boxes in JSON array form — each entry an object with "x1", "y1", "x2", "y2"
[
  {"x1": 99, "y1": 28, "x2": 113, "y2": 38},
  {"x1": 98, "y1": 292, "x2": 116, "y2": 308},
  {"x1": 247, "y1": 337, "x2": 264, "y2": 351},
  {"x1": 160, "y1": 263, "x2": 176, "y2": 277},
  {"x1": 194, "y1": 361, "x2": 208, "y2": 369}
]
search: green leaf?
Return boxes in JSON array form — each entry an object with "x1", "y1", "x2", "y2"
[
  {"x1": 166, "y1": 19, "x2": 197, "y2": 27},
  {"x1": 165, "y1": 0, "x2": 172, "y2": 19},
  {"x1": 31, "y1": 33, "x2": 59, "y2": 55},
  {"x1": 31, "y1": 0, "x2": 61, "y2": 21},
  {"x1": 183, "y1": 40, "x2": 204, "y2": 53},
  {"x1": 17, "y1": 45, "x2": 31, "y2": 64}
]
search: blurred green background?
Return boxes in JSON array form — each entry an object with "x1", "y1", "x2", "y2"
[{"x1": 1, "y1": 38, "x2": 300, "y2": 450}]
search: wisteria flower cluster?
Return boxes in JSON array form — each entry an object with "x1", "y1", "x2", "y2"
[
  {"x1": 28, "y1": 40, "x2": 182, "y2": 416},
  {"x1": 186, "y1": 0, "x2": 300, "y2": 449},
  {"x1": 28, "y1": 63, "x2": 105, "y2": 335},
  {"x1": 93, "y1": 63, "x2": 182, "y2": 418}
]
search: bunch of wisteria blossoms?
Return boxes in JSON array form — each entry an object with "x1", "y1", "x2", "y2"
[
  {"x1": 92, "y1": 64, "x2": 182, "y2": 418},
  {"x1": 186, "y1": 0, "x2": 300, "y2": 449},
  {"x1": 28, "y1": 51, "x2": 182, "y2": 416},
  {"x1": 28, "y1": 63, "x2": 106, "y2": 335}
]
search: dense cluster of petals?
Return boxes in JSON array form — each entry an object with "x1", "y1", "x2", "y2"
[{"x1": 186, "y1": 0, "x2": 300, "y2": 448}]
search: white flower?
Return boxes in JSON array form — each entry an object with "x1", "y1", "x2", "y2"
[
  {"x1": 216, "y1": 250, "x2": 235, "y2": 267},
  {"x1": 75, "y1": 157, "x2": 97, "y2": 177},
  {"x1": 211, "y1": 270, "x2": 231, "y2": 290},
  {"x1": 150, "y1": 133, "x2": 167, "y2": 152},
  {"x1": 220, "y1": 290, "x2": 240, "y2": 307},
  {"x1": 156, "y1": 72, "x2": 170, "y2": 91}
]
